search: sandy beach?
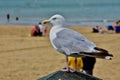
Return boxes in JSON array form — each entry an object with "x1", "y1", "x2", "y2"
[{"x1": 0, "y1": 25, "x2": 119, "y2": 80}]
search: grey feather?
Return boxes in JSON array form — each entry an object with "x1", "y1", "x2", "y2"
[{"x1": 52, "y1": 28, "x2": 96, "y2": 56}]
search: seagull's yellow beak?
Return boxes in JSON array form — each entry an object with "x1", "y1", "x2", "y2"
[{"x1": 42, "y1": 20, "x2": 50, "y2": 24}]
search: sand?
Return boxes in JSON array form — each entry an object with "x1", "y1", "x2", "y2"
[{"x1": 0, "y1": 25, "x2": 119, "y2": 80}]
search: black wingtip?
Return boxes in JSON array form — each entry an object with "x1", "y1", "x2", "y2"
[
  {"x1": 94, "y1": 47, "x2": 108, "y2": 52},
  {"x1": 109, "y1": 54, "x2": 113, "y2": 57},
  {"x1": 79, "y1": 51, "x2": 113, "y2": 60}
]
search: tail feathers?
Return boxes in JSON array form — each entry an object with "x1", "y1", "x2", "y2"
[{"x1": 79, "y1": 51, "x2": 113, "y2": 60}]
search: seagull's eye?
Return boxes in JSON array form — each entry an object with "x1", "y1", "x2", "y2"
[{"x1": 52, "y1": 18, "x2": 57, "y2": 20}]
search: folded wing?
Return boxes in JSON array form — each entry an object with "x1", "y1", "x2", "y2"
[{"x1": 52, "y1": 28, "x2": 96, "y2": 55}]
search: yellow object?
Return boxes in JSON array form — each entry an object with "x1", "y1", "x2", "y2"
[
  {"x1": 68, "y1": 56, "x2": 83, "y2": 71},
  {"x1": 27, "y1": 34, "x2": 31, "y2": 37}
]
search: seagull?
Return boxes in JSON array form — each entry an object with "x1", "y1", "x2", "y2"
[{"x1": 42, "y1": 14, "x2": 113, "y2": 72}]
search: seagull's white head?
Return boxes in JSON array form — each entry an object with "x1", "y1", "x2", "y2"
[{"x1": 43, "y1": 14, "x2": 65, "y2": 27}]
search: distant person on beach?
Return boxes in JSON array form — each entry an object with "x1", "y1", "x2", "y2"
[
  {"x1": 38, "y1": 22, "x2": 43, "y2": 36},
  {"x1": 107, "y1": 20, "x2": 120, "y2": 33},
  {"x1": 92, "y1": 26, "x2": 99, "y2": 33},
  {"x1": 98, "y1": 27, "x2": 104, "y2": 34},
  {"x1": 92, "y1": 26, "x2": 104, "y2": 34},
  {"x1": 107, "y1": 25, "x2": 114, "y2": 31},
  {"x1": 7, "y1": 14, "x2": 10, "y2": 22},
  {"x1": 113, "y1": 20, "x2": 120, "y2": 33},
  {"x1": 82, "y1": 57, "x2": 96, "y2": 75},
  {"x1": 30, "y1": 24, "x2": 42, "y2": 36},
  {"x1": 16, "y1": 17, "x2": 19, "y2": 21},
  {"x1": 113, "y1": 20, "x2": 120, "y2": 27},
  {"x1": 38, "y1": 22, "x2": 47, "y2": 36},
  {"x1": 68, "y1": 56, "x2": 83, "y2": 72}
]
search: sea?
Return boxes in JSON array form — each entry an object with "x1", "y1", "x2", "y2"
[{"x1": 0, "y1": 0, "x2": 120, "y2": 26}]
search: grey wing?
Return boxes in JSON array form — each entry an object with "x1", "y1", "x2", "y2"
[{"x1": 52, "y1": 28, "x2": 96, "y2": 55}]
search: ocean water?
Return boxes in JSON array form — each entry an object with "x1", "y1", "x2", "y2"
[{"x1": 0, "y1": 0, "x2": 120, "y2": 26}]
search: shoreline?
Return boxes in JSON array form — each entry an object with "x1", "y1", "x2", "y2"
[{"x1": 0, "y1": 18, "x2": 115, "y2": 26}]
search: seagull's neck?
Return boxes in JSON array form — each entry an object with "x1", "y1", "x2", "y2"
[
  {"x1": 49, "y1": 25, "x2": 65, "y2": 50},
  {"x1": 51, "y1": 26, "x2": 63, "y2": 31},
  {"x1": 51, "y1": 25, "x2": 66, "y2": 32},
  {"x1": 50, "y1": 25, "x2": 65, "y2": 37},
  {"x1": 53, "y1": 25, "x2": 63, "y2": 28}
]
